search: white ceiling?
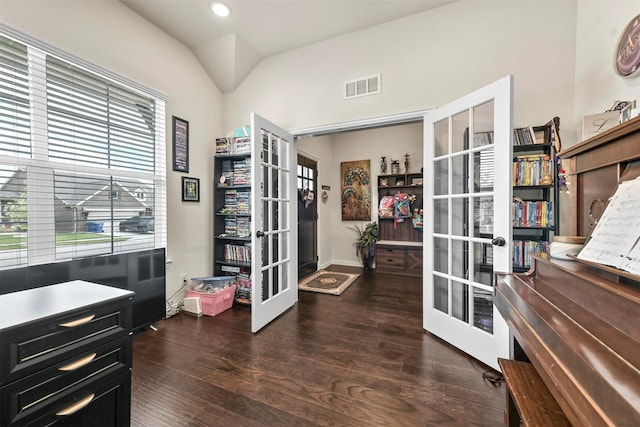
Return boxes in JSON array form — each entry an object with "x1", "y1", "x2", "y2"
[{"x1": 119, "y1": 0, "x2": 455, "y2": 93}]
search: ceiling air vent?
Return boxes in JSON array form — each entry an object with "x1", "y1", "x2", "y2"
[{"x1": 344, "y1": 74, "x2": 381, "y2": 99}]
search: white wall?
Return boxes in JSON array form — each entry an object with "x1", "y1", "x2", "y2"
[
  {"x1": 224, "y1": 1, "x2": 577, "y2": 135},
  {"x1": 573, "y1": 0, "x2": 640, "y2": 144},
  {"x1": 2, "y1": 0, "x2": 224, "y2": 301}
]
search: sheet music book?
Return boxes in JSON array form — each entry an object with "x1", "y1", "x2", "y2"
[{"x1": 577, "y1": 177, "x2": 640, "y2": 275}]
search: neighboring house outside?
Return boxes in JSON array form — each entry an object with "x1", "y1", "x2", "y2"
[{"x1": 0, "y1": 169, "x2": 152, "y2": 233}]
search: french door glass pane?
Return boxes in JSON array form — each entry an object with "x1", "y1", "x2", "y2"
[
  {"x1": 433, "y1": 237, "x2": 448, "y2": 274},
  {"x1": 452, "y1": 111, "x2": 469, "y2": 153},
  {"x1": 271, "y1": 136, "x2": 279, "y2": 166},
  {"x1": 451, "y1": 197, "x2": 468, "y2": 236},
  {"x1": 473, "y1": 287, "x2": 494, "y2": 333},
  {"x1": 474, "y1": 148, "x2": 494, "y2": 192},
  {"x1": 452, "y1": 280, "x2": 468, "y2": 322},
  {"x1": 473, "y1": 242, "x2": 493, "y2": 286},
  {"x1": 434, "y1": 199, "x2": 448, "y2": 234},
  {"x1": 473, "y1": 196, "x2": 494, "y2": 236},
  {"x1": 473, "y1": 100, "x2": 494, "y2": 148},
  {"x1": 434, "y1": 159, "x2": 448, "y2": 195},
  {"x1": 433, "y1": 275, "x2": 448, "y2": 314},
  {"x1": 451, "y1": 154, "x2": 469, "y2": 194},
  {"x1": 451, "y1": 239, "x2": 468, "y2": 280},
  {"x1": 434, "y1": 119, "x2": 449, "y2": 157}
]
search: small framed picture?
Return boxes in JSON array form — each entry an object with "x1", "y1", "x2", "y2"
[
  {"x1": 380, "y1": 178, "x2": 389, "y2": 187},
  {"x1": 182, "y1": 176, "x2": 200, "y2": 202}
]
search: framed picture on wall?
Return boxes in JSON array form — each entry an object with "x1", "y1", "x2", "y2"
[
  {"x1": 182, "y1": 176, "x2": 200, "y2": 202},
  {"x1": 172, "y1": 116, "x2": 189, "y2": 172},
  {"x1": 340, "y1": 160, "x2": 371, "y2": 220}
]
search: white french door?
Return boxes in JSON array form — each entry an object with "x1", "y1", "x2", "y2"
[
  {"x1": 251, "y1": 113, "x2": 298, "y2": 333},
  {"x1": 423, "y1": 76, "x2": 512, "y2": 371}
]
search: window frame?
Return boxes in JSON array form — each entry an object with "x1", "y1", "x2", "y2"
[{"x1": 0, "y1": 25, "x2": 167, "y2": 269}]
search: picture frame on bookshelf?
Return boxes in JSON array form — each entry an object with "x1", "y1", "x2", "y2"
[
  {"x1": 380, "y1": 177, "x2": 389, "y2": 187},
  {"x1": 182, "y1": 176, "x2": 200, "y2": 202},
  {"x1": 411, "y1": 177, "x2": 423, "y2": 186},
  {"x1": 172, "y1": 116, "x2": 189, "y2": 173}
]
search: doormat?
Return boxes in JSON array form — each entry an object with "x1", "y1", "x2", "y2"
[{"x1": 298, "y1": 270, "x2": 360, "y2": 295}]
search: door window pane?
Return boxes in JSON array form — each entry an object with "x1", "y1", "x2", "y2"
[
  {"x1": 473, "y1": 196, "x2": 493, "y2": 236},
  {"x1": 452, "y1": 280, "x2": 468, "y2": 322},
  {"x1": 433, "y1": 275, "x2": 448, "y2": 314},
  {"x1": 452, "y1": 239, "x2": 468, "y2": 280},
  {"x1": 473, "y1": 242, "x2": 493, "y2": 287},
  {"x1": 473, "y1": 287, "x2": 493, "y2": 333},
  {"x1": 434, "y1": 159, "x2": 448, "y2": 196},
  {"x1": 451, "y1": 197, "x2": 468, "y2": 236},
  {"x1": 474, "y1": 148, "x2": 494, "y2": 193},
  {"x1": 452, "y1": 110, "x2": 469, "y2": 153},
  {"x1": 433, "y1": 237, "x2": 448, "y2": 274},
  {"x1": 434, "y1": 119, "x2": 449, "y2": 158},
  {"x1": 451, "y1": 154, "x2": 469, "y2": 195},
  {"x1": 473, "y1": 100, "x2": 494, "y2": 148},
  {"x1": 434, "y1": 199, "x2": 448, "y2": 234}
]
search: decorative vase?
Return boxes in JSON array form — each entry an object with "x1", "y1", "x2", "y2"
[{"x1": 380, "y1": 156, "x2": 387, "y2": 174}]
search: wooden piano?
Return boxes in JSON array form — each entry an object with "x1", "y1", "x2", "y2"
[{"x1": 494, "y1": 116, "x2": 640, "y2": 426}]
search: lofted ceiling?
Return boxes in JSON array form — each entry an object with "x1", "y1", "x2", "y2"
[{"x1": 119, "y1": 0, "x2": 455, "y2": 93}]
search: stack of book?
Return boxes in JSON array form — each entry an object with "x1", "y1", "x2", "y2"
[
  {"x1": 232, "y1": 158, "x2": 251, "y2": 185},
  {"x1": 236, "y1": 217, "x2": 250, "y2": 237},
  {"x1": 215, "y1": 137, "x2": 230, "y2": 154},
  {"x1": 234, "y1": 137, "x2": 251, "y2": 154}
]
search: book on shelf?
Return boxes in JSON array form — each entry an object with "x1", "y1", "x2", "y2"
[
  {"x1": 513, "y1": 240, "x2": 550, "y2": 269},
  {"x1": 512, "y1": 200, "x2": 553, "y2": 228},
  {"x1": 513, "y1": 126, "x2": 547, "y2": 145},
  {"x1": 224, "y1": 242, "x2": 251, "y2": 263},
  {"x1": 513, "y1": 156, "x2": 553, "y2": 186}
]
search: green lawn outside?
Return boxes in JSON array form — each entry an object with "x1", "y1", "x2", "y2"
[{"x1": 0, "y1": 232, "x2": 129, "y2": 251}]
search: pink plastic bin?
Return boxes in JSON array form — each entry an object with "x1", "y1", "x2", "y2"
[{"x1": 185, "y1": 285, "x2": 236, "y2": 317}]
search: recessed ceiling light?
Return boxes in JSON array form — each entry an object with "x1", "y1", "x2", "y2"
[{"x1": 210, "y1": 2, "x2": 231, "y2": 18}]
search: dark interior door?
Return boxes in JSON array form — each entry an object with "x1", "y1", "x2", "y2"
[{"x1": 297, "y1": 154, "x2": 317, "y2": 279}]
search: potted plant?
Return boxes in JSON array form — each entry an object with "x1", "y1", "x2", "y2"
[{"x1": 349, "y1": 221, "x2": 378, "y2": 270}]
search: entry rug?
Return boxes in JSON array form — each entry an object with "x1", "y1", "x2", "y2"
[{"x1": 298, "y1": 270, "x2": 360, "y2": 295}]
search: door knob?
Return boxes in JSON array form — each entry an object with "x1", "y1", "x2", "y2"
[
  {"x1": 256, "y1": 231, "x2": 265, "y2": 238},
  {"x1": 491, "y1": 237, "x2": 506, "y2": 246}
]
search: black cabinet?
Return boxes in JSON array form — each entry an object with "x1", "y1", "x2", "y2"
[
  {"x1": 512, "y1": 118, "x2": 560, "y2": 271},
  {"x1": 0, "y1": 281, "x2": 134, "y2": 426},
  {"x1": 214, "y1": 148, "x2": 252, "y2": 305}
]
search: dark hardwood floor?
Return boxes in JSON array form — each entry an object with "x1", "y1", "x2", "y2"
[{"x1": 131, "y1": 266, "x2": 505, "y2": 426}]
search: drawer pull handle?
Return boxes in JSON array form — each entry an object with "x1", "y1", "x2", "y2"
[
  {"x1": 56, "y1": 393, "x2": 94, "y2": 416},
  {"x1": 59, "y1": 314, "x2": 95, "y2": 328},
  {"x1": 59, "y1": 353, "x2": 96, "y2": 371}
]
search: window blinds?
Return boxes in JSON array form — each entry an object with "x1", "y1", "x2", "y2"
[
  {"x1": 0, "y1": 31, "x2": 166, "y2": 269},
  {"x1": 0, "y1": 34, "x2": 31, "y2": 158}
]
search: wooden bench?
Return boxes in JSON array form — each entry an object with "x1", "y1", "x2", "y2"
[{"x1": 498, "y1": 358, "x2": 571, "y2": 427}]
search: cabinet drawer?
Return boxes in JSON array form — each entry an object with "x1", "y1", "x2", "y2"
[
  {"x1": 1, "y1": 302, "x2": 131, "y2": 385},
  {"x1": 1, "y1": 336, "x2": 131, "y2": 426},
  {"x1": 376, "y1": 248, "x2": 406, "y2": 269},
  {"x1": 4, "y1": 370, "x2": 131, "y2": 427}
]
